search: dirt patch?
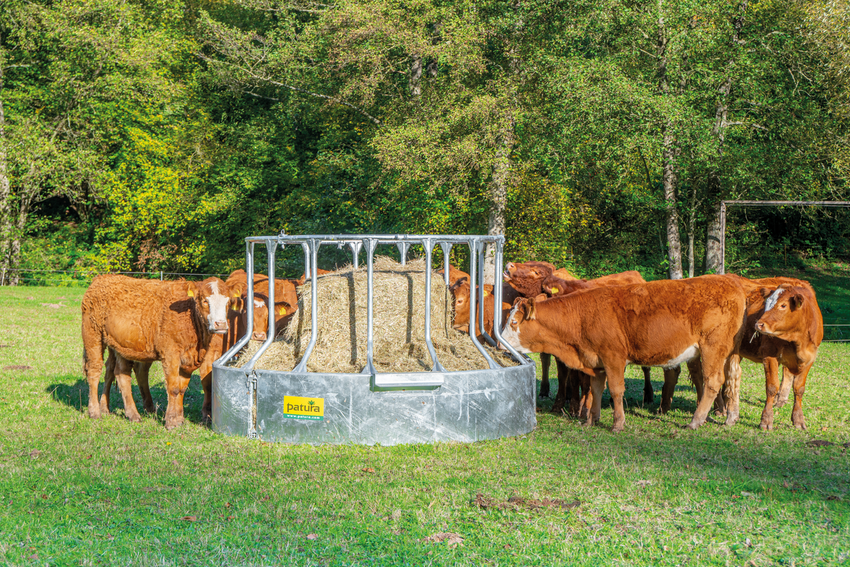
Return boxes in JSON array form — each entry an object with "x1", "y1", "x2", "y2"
[
  {"x1": 472, "y1": 493, "x2": 580, "y2": 511},
  {"x1": 3, "y1": 365, "x2": 33, "y2": 371},
  {"x1": 40, "y1": 302, "x2": 66, "y2": 309},
  {"x1": 806, "y1": 440, "x2": 834, "y2": 448}
]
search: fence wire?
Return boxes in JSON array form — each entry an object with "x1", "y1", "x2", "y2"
[{"x1": 0, "y1": 268, "x2": 229, "y2": 287}]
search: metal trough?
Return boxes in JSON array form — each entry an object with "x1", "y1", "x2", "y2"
[{"x1": 211, "y1": 234, "x2": 536, "y2": 445}]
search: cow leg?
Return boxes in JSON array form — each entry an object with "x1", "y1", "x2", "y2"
[
  {"x1": 659, "y1": 366, "x2": 680, "y2": 414},
  {"x1": 163, "y1": 365, "x2": 192, "y2": 430},
  {"x1": 540, "y1": 353, "x2": 551, "y2": 399},
  {"x1": 566, "y1": 366, "x2": 581, "y2": 417},
  {"x1": 199, "y1": 359, "x2": 213, "y2": 423},
  {"x1": 774, "y1": 366, "x2": 794, "y2": 408},
  {"x1": 687, "y1": 358, "x2": 704, "y2": 404},
  {"x1": 586, "y1": 371, "x2": 606, "y2": 427},
  {"x1": 100, "y1": 349, "x2": 116, "y2": 415},
  {"x1": 551, "y1": 359, "x2": 569, "y2": 414},
  {"x1": 579, "y1": 373, "x2": 592, "y2": 420},
  {"x1": 723, "y1": 355, "x2": 741, "y2": 426},
  {"x1": 687, "y1": 355, "x2": 726, "y2": 429},
  {"x1": 82, "y1": 326, "x2": 104, "y2": 420},
  {"x1": 134, "y1": 362, "x2": 155, "y2": 414},
  {"x1": 605, "y1": 363, "x2": 628, "y2": 433},
  {"x1": 758, "y1": 357, "x2": 780, "y2": 430},
  {"x1": 642, "y1": 366, "x2": 653, "y2": 404},
  {"x1": 791, "y1": 366, "x2": 811, "y2": 430},
  {"x1": 113, "y1": 354, "x2": 142, "y2": 423}
]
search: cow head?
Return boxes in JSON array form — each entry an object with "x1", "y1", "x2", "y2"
[
  {"x1": 503, "y1": 261, "x2": 556, "y2": 297},
  {"x1": 755, "y1": 286, "x2": 807, "y2": 339},
  {"x1": 449, "y1": 278, "x2": 493, "y2": 332},
  {"x1": 500, "y1": 297, "x2": 540, "y2": 353},
  {"x1": 188, "y1": 277, "x2": 232, "y2": 334}
]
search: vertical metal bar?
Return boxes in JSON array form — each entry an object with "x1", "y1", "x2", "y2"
[
  {"x1": 294, "y1": 240, "x2": 321, "y2": 373},
  {"x1": 350, "y1": 241, "x2": 362, "y2": 269},
  {"x1": 244, "y1": 242, "x2": 277, "y2": 370},
  {"x1": 397, "y1": 242, "x2": 410, "y2": 266},
  {"x1": 491, "y1": 238, "x2": 530, "y2": 365},
  {"x1": 476, "y1": 240, "x2": 498, "y2": 347},
  {"x1": 441, "y1": 242, "x2": 453, "y2": 287},
  {"x1": 720, "y1": 201, "x2": 727, "y2": 275},
  {"x1": 423, "y1": 239, "x2": 445, "y2": 372},
  {"x1": 362, "y1": 238, "x2": 377, "y2": 375},
  {"x1": 218, "y1": 242, "x2": 255, "y2": 364},
  {"x1": 467, "y1": 239, "x2": 499, "y2": 369},
  {"x1": 301, "y1": 242, "x2": 311, "y2": 280}
]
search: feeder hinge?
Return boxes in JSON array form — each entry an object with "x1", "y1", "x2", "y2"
[{"x1": 247, "y1": 373, "x2": 258, "y2": 439}]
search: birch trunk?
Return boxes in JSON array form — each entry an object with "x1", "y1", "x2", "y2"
[{"x1": 0, "y1": 63, "x2": 12, "y2": 285}]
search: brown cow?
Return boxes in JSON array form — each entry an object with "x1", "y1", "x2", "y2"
[
  {"x1": 439, "y1": 264, "x2": 471, "y2": 286},
  {"x1": 725, "y1": 276, "x2": 823, "y2": 429},
  {"x1": 82, "y1": 275, "x2": 233, "y2": 429},
  {"x1": 656, "y1": 275, "x2": 824, "y2": 430},
  {"x1": 99, "y1": 287, "x2": 286, "y2": 422},
  {"x1": 448, "y1": 278, "x2": 517, "y2": 338},
  {"x1": 536, "y1": 271, "x2": 665, "y2": 415},
  {"x1": 500, "y1": 275, "x2": 747, "y2": 431}
]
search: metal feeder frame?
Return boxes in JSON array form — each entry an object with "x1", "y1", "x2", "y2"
[{"x1": 212, "y1": 234, "x2": 537, "y2": 445}]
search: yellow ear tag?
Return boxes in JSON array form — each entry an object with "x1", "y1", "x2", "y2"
[
  {"x1": 483, "y1": 290, "x2": 490, "y2": 297},
  {"x1": 551, "y1": 287, "x2": 559, "y2": 294},
  {"x1": 232, "y1": 292, "x2": 240, "y2": 298},
  {"x1": 279, "y1": 307, "x2": 287, "y2": 316},
  {"x1": 187, "y1": 289, "x2": 195, "y2": 298}
]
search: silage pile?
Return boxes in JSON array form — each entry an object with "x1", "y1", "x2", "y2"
[{"x1": 231, "y1": 256, "x2": 517, "y2": 373}]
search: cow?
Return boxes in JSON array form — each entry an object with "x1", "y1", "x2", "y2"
[
  {"x1": 438, "y1": 264, "x2": 470, "y2": 286},
  {"x1": 448, "y1": 278, "x2": 517, "y2": 339},
  {"x1": 655, "y1": 275, "x2": 823, "y2": 430},
  {"x1": 98, "y1": 285, "x2": 285, "y2": 423},
  {"x1": 227, "y1": 269, "x2": 299, "y2": 317},
  {"x1": 500, "y1": 275, "x2": 747, "y2": 431},
  {"x1": 82, "y1": 275, "x2": 234, "y2": 429},
  {"x1": 530, "y1": 270, "x2": 665, "y2": 416}
]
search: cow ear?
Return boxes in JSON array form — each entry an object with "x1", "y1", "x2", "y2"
[
  {"x1": 525, "y1": 298, "x2": 537, "y2": 321},
  {"x1": 186, "y1": 282, "x2": 197, "y2": 298},
  {"x1": 450, "y1": 277, "x2": 468, "y2": 292},
  {"x1": 759, "y1": 287, "x2": 772, "y2": 298},
  {"x1": 229, "y1": 281, "x2": 246, "y2": 298},
  {"x1": 790, "y1": 293, "x2": 804, "y2": 310}
]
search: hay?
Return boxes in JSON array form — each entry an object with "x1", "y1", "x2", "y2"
[{"x1": 230, "y1": 256, "x2": 518, "y2": 373}]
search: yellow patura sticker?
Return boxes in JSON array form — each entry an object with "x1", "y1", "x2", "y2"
[{"x1": 283, "y1": 396, "x2": 324, "y2": 421}]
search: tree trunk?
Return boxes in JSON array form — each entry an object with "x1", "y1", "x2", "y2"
[
  {"x1": 662, "y1": 121, "x2": 683, "y2": 279},
  {"x1": 705, "y1": 2, "x2": 748, "y2": 274},
  {"x1": 687, "y1": 184, "x2": 697, "y2": 278},
  {"x1": 484, "y1": 130, "x2": 511, "y2": 284},
  {"x1": 657, "y1": 6, "x2": 683, "y2": 279},
  {"x1": 8, "y1": 199, "x2": 28, "y2": 286},
  {"x1": 0, "y1": 63, "x2": 12, "y2": 285},
  {"x1": 409, "y1": 54, "x2": 422, "y2": 97}
]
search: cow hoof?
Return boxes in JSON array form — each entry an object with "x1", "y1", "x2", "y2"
[
  {"x1": 774, "y1": 398, "x2": 788, "y2": 409},
  {"x1": 759, "y1": 421, "x2": 773, "y2": 431},
  {"x1": 611, "y1": 425, "x2": 624, "y2": 433},
  {"x1": 725, "y1": 412, "x2": 739, "y2": 426},
  {"x1": 540, "y1": 386, "x2": 550, "y2": 399},
  {"x1": 643, "y1": 394, "x2": 654, "y2": 404},
  {"x1": 794, "y1": 421, "x2": 806, "y2": 431},
  {"x1": 685, "y1": 420, "x2": 701, "y2": 430},
  {"x1": 88, "y1": 408, "x2": 101, "y2": 420}
]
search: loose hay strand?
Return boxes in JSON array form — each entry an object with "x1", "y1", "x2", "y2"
[{"x1": 232, "y1": 257, "x2": 517, "y2": 373}]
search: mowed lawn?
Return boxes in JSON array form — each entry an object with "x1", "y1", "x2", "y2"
[{"x1": 0, "y1": 285, "x2": 848, "y2": 567}]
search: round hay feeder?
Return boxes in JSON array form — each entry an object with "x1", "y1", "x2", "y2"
[{"x1": 211, "y1": 234, "x2": 536, "y2": 445}]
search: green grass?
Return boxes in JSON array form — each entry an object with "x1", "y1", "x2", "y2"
[{"x1": 1, "y1": 285, "x2": 849, "y2": 566}]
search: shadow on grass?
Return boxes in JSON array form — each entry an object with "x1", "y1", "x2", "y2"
[{"x1": 46, "y1": 376, "x2": 210, "y2": 426}]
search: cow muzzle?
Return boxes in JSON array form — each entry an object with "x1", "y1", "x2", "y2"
[
  {"x1": 252, "y1": 331, "x2": 267, "y2": 341},
  {"x1": 212, "y1": 320, "x2": 229, "y2": 333}
]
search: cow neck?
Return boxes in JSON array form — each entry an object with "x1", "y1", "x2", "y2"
[
  {"x1": 527, "y1": 297, "x2": 583, "y2": 367},
  {"x1": 187, "y1": 286, "x2": 212, "y2": 354}
]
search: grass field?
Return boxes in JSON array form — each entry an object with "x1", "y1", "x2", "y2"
[{"x1": 0, "y1": 284, "x2": 848, "y2": 566}]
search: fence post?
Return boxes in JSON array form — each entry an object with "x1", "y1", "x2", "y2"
[
  {"x1": 160, "y1": 271, "x2": 163, "y2": 281},
  {"x1": 0, "y1": 267, "x2": 4, "y2": 287}
]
